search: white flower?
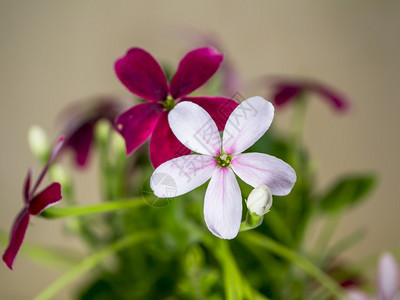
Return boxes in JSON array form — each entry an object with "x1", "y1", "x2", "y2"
[
  {"x1": 247, "y1": 185, "x2": 273, "y2": 216},
  {"x1": 150, "y1": 96, "x2": 296, "y2": 239}
]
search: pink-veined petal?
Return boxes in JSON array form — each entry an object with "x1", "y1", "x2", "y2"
[
  {"x1": 222, "y1": 96, "x2": 274, "y2": 155},
  {"x1": 149, "y1": 111, "x2": 191, "y2": 168},
  {"x1": 150, "y1": 155, "x2": 216, "y2": 198},
  {"x1": 181, "y1": 96, "x2": 238, "y2": 131},
  {"x1": 378, "y1": 253, "x2": 399, "y2": 300},
  {"x1": 29, "y1": 183, "x2": 62, "y2": 215},
  {"x1": 2, "y1": 208, "x2": 30, "y2": 270},
  {"x1": 116, "y1": 102, "x2": 163, "y2": 155},
  {"x1": 204, "y1": 167, "x2": 242, "y2": 239},
  {"x1": 231, "y1": 153, "x2": 296, "y2": 196},
  {"x1": 168, "y1": 101, "x2": 221, "y2": 156},
  {"x1": 115, "y1": 48, "x2": 168, "y2": 102},
  {"x1": 347, "y1": 290, "x2": 372, "y2": 300},
  {"x1": 169, "y1": 47, "x2": 223, "y2": 99}
]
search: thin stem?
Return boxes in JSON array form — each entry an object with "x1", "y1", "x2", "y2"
[
  {"x1": 40, "y1": 197, "x2": 147, "y2": 219},
  {"x1": 203, "y1": 237, "x2": 271, "y2": 300},
  {"x1": 34, "y1": 231, "x2": 157, "y2": 300},
  {"x1": 290, "y1": 94, "x2": 308, "y2": 151},
  {"x1": 313, "y1": 213, "x2": 341, "y2": 257},
  {"x1": 240, "y1": 231, "x2": 351, "y2": 300},
  {"x1": 327, "y1": 228, "x2": 366, "y2": 259}
]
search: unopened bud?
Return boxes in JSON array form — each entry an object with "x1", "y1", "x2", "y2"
[
  {"x1": 111, "y1": 130, "x2": 126, "y2": 155},
  {"x1": 50, "y1": 164, "x2": 70, "y2": 187},
  {"x1": 28, "y1": 125, "x2": 50, "y2": 162},
  {"x1": 95, "y1": 120, "x2": 112, "y2": 144},
  {"x1": 247, "y1": 185, "x2": 273, "y2": 216}
]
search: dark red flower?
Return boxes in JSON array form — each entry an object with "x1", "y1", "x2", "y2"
[
  {"x1": 2, "y1": 137, "x2": 64, "y2": 270},
  {"x1": 114, "y1": 47, "x2": 238, "y2": 168},
  {"x1": 61, "y1": 97, "x2": 125, "y2": 167},
  {"x1": 266, "y1": 77, "x2": 349, "y2": 112}
]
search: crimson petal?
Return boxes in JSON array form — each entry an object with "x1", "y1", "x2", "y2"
[
  {"x1": 169, "y1": 47, "x2": 223, "y2": 99},
  {"x1": 29, "y1": 183, "x2": 62, "y2": 215},
  {"x1": 116, "y1": 102, "x2": 163, "y2": 155},
  {"x1": 115, "y1": 48, "x2": 168, "y2": 102},
  {"x1": 312, "y1": 83, "x2": 349, "y2": 111},
  {"x1": 149, "y1": 111, "x2": 191, "y2": 168},
  {"x1": 65, "y1": 122, "x2": 94, "y2": 167},
  {"x1": 273, "y1": 85, "x2": 303, "y2": 107},
  {"x1": 2, "y1": 208, "x2": 30, "y2": 270},
  {"x1": 182, "y1": 96, "x2": 238, "y2": 131}
]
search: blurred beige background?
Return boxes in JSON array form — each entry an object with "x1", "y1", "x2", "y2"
[{"x1": 1, "y1": 1, "x2": 399, "y2": 299}]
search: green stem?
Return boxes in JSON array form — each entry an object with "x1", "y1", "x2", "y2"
[
  {"x1": 40, "y1": 197, "x2": 147, "y2": 219},
  {"x1": 240, "y1": 231, "x2": 351, "y2": 300},
  {"x1": 313, "y1": 212, "x2": 341, "y2": 257},
  {"x1": 327, "y1": 228, "x2": 366, "y2": 259},
  {"x1": 290, "y1": 94, "x2": 308, "y2": 151},
  {"x1": 203, "y1": 237, "x2": 270, "y2": 300},
  {"x1": 34, "y1": 231, "x2": 157, "y2": 300}
]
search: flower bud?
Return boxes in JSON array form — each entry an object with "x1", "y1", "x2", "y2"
[
  {"x1": 28, "y1": 125, "x2": 50, "y2": 162},
  {"x1": 246, "y1": 185, "x2": 273, "y2": 216},
  {"x1": 50, "y1": 164, "x2": 70, "y2": 187},
  {"x1": 95, "y1": 120, "x2": 112, "y2": 144},
  {"x1": 111, "y1": 130, "x2": 126, "y2": 156}
]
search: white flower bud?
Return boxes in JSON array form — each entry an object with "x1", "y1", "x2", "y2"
[
  {"x1": 246, "y1": 185, "x2": 273, "y2": 216},
  {"x1": 28, "y1": 125, "x2": 50, "y2": 161}
]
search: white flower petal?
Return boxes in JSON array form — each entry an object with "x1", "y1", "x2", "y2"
[
  {"x1": 204, "y1": 167, "x2": 242, "y2": 239},
  {"x1": 347, "y1": 290, "x2": 372, "y2": 300},
  {"x1": 222, "y1": 96, "x2": 274, "y2": 155},
  {"x1": 247, "y1": 185, "x2": 273, "y2": 216},
  {"x1": 231, "y1": 153, "x2": 296, "y2": 196},
  {"x1": 168, "y1": 101, "x2": 221, "y2": 155},
  {"x1": 151, "y1": 155, "x2": 216, "y2": 197},
  {"x1": 378, "y1": 252, "x2": 399, "y2": 300}
]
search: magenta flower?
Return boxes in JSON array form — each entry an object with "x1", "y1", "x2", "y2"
[
  {"x1": 266, "y1": 77, "x2": 349, "y2": 112},
  {"x1": 2, "y1": 137, "x2": 64, "y2": 270},
  {"x1": 348, "y1": 253, "x2": 399, "y2": 300},
  {"x1": 114, "y1": 47, "x2": 238, "y2": 168},
  {"x1": 62, "y1": 97, "x2": 124, "y2": 167},
  {"x1": 150, "y1": 97, "x2": 296, "y2": 239}
]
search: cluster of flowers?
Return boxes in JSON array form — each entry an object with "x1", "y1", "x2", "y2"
[{"x1": 3, "y1": 45, "x2": 352, "y2": 271}]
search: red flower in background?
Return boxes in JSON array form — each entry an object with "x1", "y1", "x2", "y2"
[
  {"x1": 2, "y1": 137, "x2": 64, "y2": 270},
  {"x1": 266, "y1": 77, "x2": 349, "y2": 112},
  {"x1": 114, "y1": 47, "x2": 238, "y2": 168},
  {"x1": 61, "y1": 97, "x2": 125, "y2": 167}
]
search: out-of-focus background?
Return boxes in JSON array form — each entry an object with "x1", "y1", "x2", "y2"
[{"x1": 0, "y1": 1, "x2": 399, "y2": 299}]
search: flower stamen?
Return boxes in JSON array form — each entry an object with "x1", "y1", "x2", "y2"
[
  {"x1": 216, "y1": 153, "x2": 232, "y2": 168},
  {"x1": 162, "y1": 95, "x2": 177, "y2": 110}
]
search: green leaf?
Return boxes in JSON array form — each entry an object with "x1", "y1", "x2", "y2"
[{"x1": 319, "y1": 174, "x2": 377, "y2": 213}]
